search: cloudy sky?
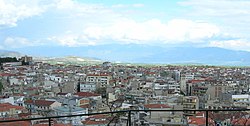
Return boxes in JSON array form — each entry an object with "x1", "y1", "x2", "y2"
[{"x1": 1, "y1": 0, "x2": 250, "y2": 52}]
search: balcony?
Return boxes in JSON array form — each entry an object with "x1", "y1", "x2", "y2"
[{"x1": 0, "y1": 109, "x2": 250, "y2": 126}]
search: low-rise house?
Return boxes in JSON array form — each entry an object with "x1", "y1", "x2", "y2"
[
  {"x1": 143, "y1": 104, "x2": 186, "y2": 125},
  {"x1": 0, "y1": 103, "x2": 26, "y2": 117},
  {"x1": 0, "y1": 96, "x2": 14, "y2": 105},
  {"x1": 9, "y1": 77, "x2": 23, "y2": 85},
  {"x1": 82, "y1": 114, "x2": 111, "y2": 126},
  {"x1": 43, "y1": 80, "x2": 58, "y2": 91},
  {"x1": 24, "y1": 99, "x2": 61, "y2": 116},
  {"x1": 53, "y1": 106, "x2": 88, "y2": 125},
  {"x1": 74, "y1": 92, "x2": 101, "y2": 100},
  {"x1": 57, "y1": 92, "x2": 71, "y2": 97},
  {"x1": 59, "y1": 97, "x2": 90, "y2": 108},
  {"x1": 187, "y1": 112, "x2": 215, "y2": 126},
  {"x1": 232, "y1": 94, "x2": 250, "y2": 108},
  {"x1": 13, "y1": 95, "x2": 25, "y2": 106}
]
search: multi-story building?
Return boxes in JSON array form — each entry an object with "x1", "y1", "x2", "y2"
[
  {"x1": 79, "y1": 82, "x2": 96, "y2": 92},
  {"x1": 183, "y1": 96, "x2": 199, "y2": 116},
  {"x1": 20, "y1": 55, "x2": 33, "y2": 63},
  {"x1": 24, "y1": 100, "x2": 61, "y2": 116},
  {"x1": 86, "y1": 74, "x2": 111, "y2": 87},
  {"x1": 232, "y1": 94, "x2": 250, "y2": 108}
]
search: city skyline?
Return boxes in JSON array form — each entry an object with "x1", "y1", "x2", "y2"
[{"x1": 2, "y1": 1, "x2": 250, "y2": 124}]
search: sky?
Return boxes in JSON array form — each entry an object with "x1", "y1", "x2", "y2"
[{"x1": 1, "y1": 0, "x2": 250, "y2": 52}]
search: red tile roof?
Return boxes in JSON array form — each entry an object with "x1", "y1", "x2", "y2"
[
  {"x1": 87, "y1": 74, "x2": 110, "y2": 76},
  {"x1": 82, "y1": 120, "x2": 108, "y2": 125},
  {"x1": 0, "y1": 103, "x2": 25, "y2": 112},
  {"x1": 24, "y1": 100, "x2": 55, "y2": 106},
  {"x1": 74, "y1": 92, "x2": 101, "y2": 97},
  {"x1": 18, "y1": 113, "x2": 32, "y2": 118},
  {"x1": 232, "y1": 118, "x2": 250, "y2": 126},
  {"x1": 188, "y1": 79, "x2": 205, "y2": 83},
  {"x1": 144, "y1": 104, "x2": 171, "y2": 109},
  {"x1": 0, "y1": 121, "x2": 30, "y2": 126},
  {"x1": 33, "y1": 124, "x2": 72, "y2": 126},
  {"x1": 0, "y1": 118, "x2": 30, "y2": 126},
  {"x1": 188, "y1": 116, "x2": 215, "y2": 126},
  {"x1": 0, "y1": 73, "x2": 16, "y2": 77},
  {"x1": 79, "y1": 104, "x2": 90, "y2": 108}
]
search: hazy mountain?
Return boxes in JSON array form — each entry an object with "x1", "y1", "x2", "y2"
[
  {"x1": 13, "y1": 44, "x2": 250, "y2": 66},
  {"x1": 33, "y1": 56, "x2": 102, "y2": 65},
  {"x1": 0, "y1": 50, "x2": 23, "y2": 57}
]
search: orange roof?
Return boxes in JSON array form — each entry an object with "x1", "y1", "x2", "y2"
[
  {"x1": 18, "y1": 113, "x2": 32, "y2": 118},
  {"x1": 24, "y1": 100, "x2": 55, "y2": 106},
  {"x1": 188, "y1": 116, "x2": 214, "y2": 126},
  {"x1": 232, "y1": 118, "x2": 250, "y2": 126},
  {"x1": 87, "y1": 74, "x2": 110, "y2": 76},
  {"x1": 144, "y1": 104, "x2": 171, "y2": 109},
  {"x1": 33, "y1": 124, "x2": 72, "y2": 126},
  {"x1": 79, "y1": 104, "x2": 90, "y2": 108},
  {"x1": 74, "y1": 92, "x2": 101, "y2": 97},
  {"x1": 88, "y1": 114, "x2": 108, "y2": 119},
  {"x1": 0, "y1": 121, "x2": 30, "y2": 126},
  {"x1": 188, "y1": 79, "x2": 205, "y2": 83},
  {"x1": 82, "y1": 120, "x2": 108, "y2": 125},
  {"x1": 0, "y1": 103, "x2": 25, "y2": 112},
  {"x1": 195, "y1": 112, "x2": 205, "y2": 117},
  {"x1": 0, "y1": 118, "x2": 30, "y2": 126},
  {"x1": 0, "y1": 73, "x2": 16, "y2": 77},
  {"x1": 145, "y1": 72, "x2": 156, "y2": 75}
]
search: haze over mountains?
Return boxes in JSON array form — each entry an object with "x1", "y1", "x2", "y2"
[
  {"x1": 0, "y1": 44, "x2": 248, "y2": 66},
  {"x1": 0, "y1": 50, "x2": 22, "y2": 57}
]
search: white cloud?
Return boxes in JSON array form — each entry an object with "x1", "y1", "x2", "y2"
[
  {"x1": 179, "y1": 0, "x2": 250, "y2": 39},
  {"x1": 54, "y1": 0, "x2": 111, "y2": 16},
  {"x1": 1, "y1": 0, "x2": 235, "y2": 49},
  {"x1": 0, "y1": 0, "x2": 47, "y2": 27},
  {"x1": 112, "y1": 3, "x2": 144, "y2": 8},
  {"x1": 83, "y1": 19, "x2": 220, "y2": 44},
  {"x1": 112, "y1": 4, "x2": 127, "y2": 8},
  {"x1": 49, "y1": 18, "x2": 220, "y2": 47},
  {"x1": 132, "y1": 4, "x2": 144, "y2": 8},
  {"x1": 209, "y1": 39, "x2": 250, "y2": 51},
  {"x1": 3, "y1": 37, "x2": 40, "y2": 48},
  {"x1": 0, "y1": 0, "x2": 110, "y2": 28},
  {"x1": 180, "y1": 0, "x2": 250, "y2": 17},
  {"x1": 48, "y1": 34, "x2": 96, "y2": 47}
]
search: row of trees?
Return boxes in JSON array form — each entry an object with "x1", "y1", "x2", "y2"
[
  {"x1": 0, "y1": 57, "x2": 18, "y2": 64},
  {"x1": 0, "y1": 81, "x2": 3, "y2": 93}
]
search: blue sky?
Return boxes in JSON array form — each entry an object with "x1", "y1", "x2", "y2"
[{"x1": 1, "y1": 0, "x2": 250, "y2": 52}]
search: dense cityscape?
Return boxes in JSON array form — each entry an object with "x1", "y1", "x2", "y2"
[
  {"x1": 2, "y1": 0, "x2": 250, "y2": 126},
  {"x1": 0, "y1": 56, "x2": 250, "y2": 125}
]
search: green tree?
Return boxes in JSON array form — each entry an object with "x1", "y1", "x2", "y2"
[
  {"x1": 160, "y1": 71, "x2": 169, "y2": 77},
  {"x1": 0, "y1": 81, "x2": 3, "y2": 93},
  {"x1": 95, "y1": 87, "x2": 106, "y2": 98}
]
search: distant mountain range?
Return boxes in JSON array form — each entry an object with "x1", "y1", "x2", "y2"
[
  {"x1": 33, "y1": 56, "x2": 102, "y2": 65},
  {"x1": 3, "y1": 44, "x2": 250, "y2": 66},
  {"x1": 0, "y1": 50, "x2": 23, "y2": 57}
]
